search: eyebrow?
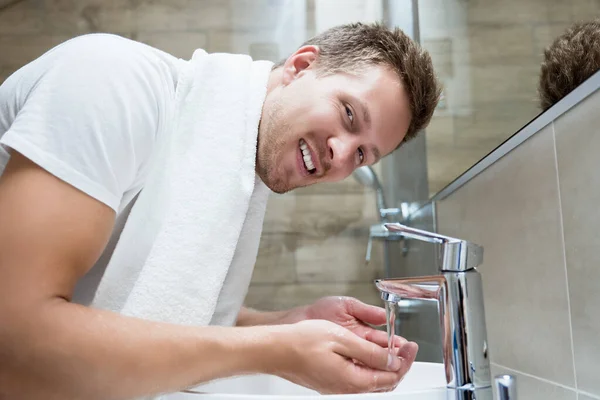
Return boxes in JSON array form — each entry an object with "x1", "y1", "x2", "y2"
[
  {"x1": 356, "y1": 97, "x2": 371, "y2": 128},
  {"x1": 371, "y1": 146, "x2": 381, "y2": 163},
  {"x1": 353, "y1": 97, "x2": 380, "y2": 163}
]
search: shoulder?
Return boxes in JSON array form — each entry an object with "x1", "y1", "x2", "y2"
[
  {"x1": 0, "y1": 34, "x2": 182, "y2": 212},
  {"x1": 44, "y1": 33, "x2": 180, "y2": 84}
]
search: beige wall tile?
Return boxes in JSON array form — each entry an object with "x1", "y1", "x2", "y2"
[
  {"x1": 207, "y1": 29, "x2": 281, "y2": 61},
  {"x1": 546, "y1": 0, "x2": 576, "y2": 23},
  {"x1": 43, "y1": 10, "x2": 100, "y2": 35},
  {"x1": 134, "y1": 2, "x2": 229, "y2": 31},
  {"x1": 470, "y1": 64, "x2": 540, "y2": 103},
  {"x1": 467, "y1": 24, "x2": 534, "y2": 66},
  {"x1": 436, "y1": 125, "x2": 576, "y2": 386},
  {"x1": 42, "y1": 0, "x2": 229, "y2": 33},
  {"x1": 56, "y1": 2, "x2": 229, "y2": 33},
  {"x1": 491, "y1": 364, "x2": 577, "y2": 400},
  {"x1": 426, "y1": 114, "x2": 456, "y2": 147},
  {"x1": 43, "y1": 0, "x2": 133, "y2": 11},
  {"x1": 291, "y1": 193, "x2": 376, "y2": 238},
  {"x1": 262, "y1": 193, "x2": 296, "y2": 234},
  {"x1": 252, "y1": 233, "x2": 297, "y2": 284},
  {"x1": 245, "y1": 282, "x2": 382, "y2": 312},
  {"x1": 423, "y1": 37, "x2": 454, "y2": 79},
  {"x1": 467, "y1": 0, "x2": 573, "y2": 25},
  {"x1": 426, "y1": 145, "x2": 488, "y2": 195},
  {"x1": 0, "y1": 34, "x2": 71, "y2": 67},
  {"x1": 0, "y1": 0, "x2": 44, "y2": 34},
  {"x1": 295, "y1": 235, "x2": 383, "y2": 283},
  {"x1": 454, "y1": 101, "x2": 539, "y2": 144},
  {"x1": 0, "y1": 65, "x2": 18, "y2": 85},
  {"x1": 554, "y1": 89, "x2": 600, "y2": 396},
  {"x1": 42, "y1": 0, "x2": 133, "y2": 34},
  {"x1": 429, "y1": 98, "x2": 542, "y2": 194},
  {"x1": 263, "y1": 192, "x2": 376, "y2": 238},
  {"x1": 229, "y1": 0, "x2": 286, "y2": 29},
  {"x1": 571, "y1": 0, "x2": 600, "y2": 22},
  {"x1": 294, "y1": 176, "x2": 366, "y2": 196},
  {"x1": 48, "y1": 3, "x2": 133, "y2": 34},
  {"x1": 136, "y1": 32, "x2": 207, "y2": 59},
  {"x1": 532, "y1": 23, "x2": 575, "y2": 58}
]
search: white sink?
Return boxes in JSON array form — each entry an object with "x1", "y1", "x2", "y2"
[{"x1": 169, "y1": 362, "x2": 447, "y2": 399}]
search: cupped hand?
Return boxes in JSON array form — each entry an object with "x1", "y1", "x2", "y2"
[
  {"x1": 271, "y1": 319, "x2": 418, "y2": 394},
  {"x1": 282, "y1": 296, "x2": 410, "y2": 351}
]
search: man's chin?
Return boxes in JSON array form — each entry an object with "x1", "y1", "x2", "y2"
[
  {"x1": 264, "y1": 177, "x2": 314, "y2": 194},
  {"x1": 261, "y1": 174, "x2": 292, "y2": 194}
]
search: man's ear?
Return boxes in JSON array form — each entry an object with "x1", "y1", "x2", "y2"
[{"x1": 281, "y1": 45, "x2": 320, "y2": 85}]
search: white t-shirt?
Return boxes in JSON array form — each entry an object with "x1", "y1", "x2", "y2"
[
  {"x1": 0, "y1": 33, "x2": 182, "y2": 212},
  {"x1": 0, "y1": 34, "x2": 192, "y2": 307}
]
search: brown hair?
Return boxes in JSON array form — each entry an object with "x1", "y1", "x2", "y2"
[
  {"x1": 539, "y1": 19, "x2": 600, "y2": 111},
  {"x1": 275, "y1": 22, "x2": 441, "y2": 145}
]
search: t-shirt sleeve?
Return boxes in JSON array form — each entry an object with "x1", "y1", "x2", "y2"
[{"x1": 0, "y1": 35, "x2": 169, "y2": 213}]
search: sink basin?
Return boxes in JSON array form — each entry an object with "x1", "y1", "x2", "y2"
[{"x1": 168, "y1": 362, "x2": 447, "y2": 399}]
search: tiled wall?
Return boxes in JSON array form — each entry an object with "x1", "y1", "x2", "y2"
[
  {"x1": 436, "y1": 88, "x2": 600, "y2": 399},
  {"x1": 0, "y1": 0, "x2": 385, "y2": 312}
]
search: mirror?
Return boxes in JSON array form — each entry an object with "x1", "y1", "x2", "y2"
[{"x1": 412, "y1": 0, "x2": 600, "y2": 197}]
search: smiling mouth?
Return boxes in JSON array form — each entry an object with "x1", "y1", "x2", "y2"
[{"x1": 299, "y1": 139, "x2": 316, "y2": 174}]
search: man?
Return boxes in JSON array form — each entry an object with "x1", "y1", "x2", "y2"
[
  {"x1": 539, "y1": 19, "x2": 600, "y2": 111},
  {"x1": 0, "y1": 23, "x2": 441, "y2": 399}
]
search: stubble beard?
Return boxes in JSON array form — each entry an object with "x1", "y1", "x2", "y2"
[{"x1": 256, "y1": 99, "x2": 293, "y2": 194}]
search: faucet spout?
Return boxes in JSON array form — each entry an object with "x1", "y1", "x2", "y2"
[
  {"x1": 383, "y1": 223, "x2": 483, "y2": 272},
  {"x1": 375, "y1": 223, "x2": 492, "y2": 400}
]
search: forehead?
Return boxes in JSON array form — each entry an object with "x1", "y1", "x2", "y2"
[{"x1": 328, "y1": 66, "x2": 412, "y2": 157}]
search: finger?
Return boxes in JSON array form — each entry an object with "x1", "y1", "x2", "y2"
[
  {"x1": 337, "y1": 334, "x2": 402, "y2": 372},
  {"x1": 346, "y1": 298, "x2": 387, "y2": 326},
  {"x1": 364, "y1": 329, "x2": 408, "y2": 349},
  {"x1": 373, "y1": 385, "x2": 396, "y2": 393},
  {"x1": 397, "y1": 341, "x2": 419, "y2": 378},
  {"x1": 350, "y1": 363, "x2": 403, "y2": 393}
]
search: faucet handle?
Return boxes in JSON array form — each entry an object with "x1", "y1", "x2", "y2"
[{"x1": 495, "y1": 374, "x2": 517, "y2": 400}]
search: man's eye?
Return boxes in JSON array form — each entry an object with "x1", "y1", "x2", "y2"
[
  {"x1": 345, "y1": 105, "x2": 354, "y2": 123},
  {"x1": 357, "y1": 148, "x2": 364, "y2": 164}
]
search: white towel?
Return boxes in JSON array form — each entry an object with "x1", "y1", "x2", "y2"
[{"x1": 89, "y1": 50, "x2": 273, "y2": 326}]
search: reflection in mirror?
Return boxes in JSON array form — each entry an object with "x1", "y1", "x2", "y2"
[
  {"x1": 538, "y1": 19, "x2": 600, "y2": 112},
  {"x1": 418, "y1": 0, "x2": 600, "y2": 196}
]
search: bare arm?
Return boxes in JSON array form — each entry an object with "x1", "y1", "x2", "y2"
[
  {"x1": 236, "y1": 306, "x2": 308, "y2": 326},
  {"x1": 0, "y1": 153, "x2": 410, "y2": 399},
  {"x1": 0, "y1": 153, "x2": 275, "y2": 400}
]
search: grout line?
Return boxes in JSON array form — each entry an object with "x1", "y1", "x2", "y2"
[
  {"x1": 578, "y1": 390, "x2": 600, "y2": 400},
  {"x1": 491, "y1": 362, "x2": 577, "y2": 392},
  {"x1": 551, "y1": 122, "x2": 579, "y2": 391}
]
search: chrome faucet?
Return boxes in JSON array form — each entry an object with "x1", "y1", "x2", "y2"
[
  {"x1": 495, "y1": 375, "x2": 517, "y2": 399},
  {"x1": 375, "y1": 223, "x2": 493, "y2": 400}
]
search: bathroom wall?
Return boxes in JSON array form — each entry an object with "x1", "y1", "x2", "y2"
[
  {"x1": 0, "y1": 0, "x2": 385, "y2": 312},
  {"x1": 436, "y1": 86, "x2": 600, "y2": 399}
]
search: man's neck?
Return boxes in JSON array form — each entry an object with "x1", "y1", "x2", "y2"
[{"x1": 266, "y1": 67, "x2": 283, "y2": 96}]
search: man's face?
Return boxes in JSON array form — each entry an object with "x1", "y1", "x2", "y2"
[{"x1": 257, "y1": 48, "x2": 411, "y2": 194}]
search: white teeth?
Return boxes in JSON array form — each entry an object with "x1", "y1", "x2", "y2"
[{"x1": 299, "y1": 140, "x2": 315, "y2": 171}]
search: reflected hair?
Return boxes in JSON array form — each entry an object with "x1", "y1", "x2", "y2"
[{"x1": 539, "y1": 19, "x2": 600, "y2": 111}]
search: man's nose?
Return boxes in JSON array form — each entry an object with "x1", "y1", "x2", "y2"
[{"x1": 327, "y1": 136, "x2": 355, "y2": 173}]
